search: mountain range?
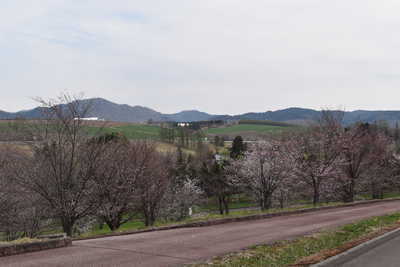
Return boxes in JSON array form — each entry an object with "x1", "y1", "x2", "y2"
[{"x1": 1, "y1": 98, "x2": 400, "y2": 126}]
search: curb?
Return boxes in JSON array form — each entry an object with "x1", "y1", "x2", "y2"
[
  {"x1": 74, "y1": 198, "x2": 400, "y2": 242},
  {"x1": 312, "y1": 228, "x2": 400, "y2": 267}
]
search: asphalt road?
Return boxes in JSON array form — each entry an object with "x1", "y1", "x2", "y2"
[
  {"x1": 2, "y1": 201, "x2": 400, "y2": 267},
  {"x1": 341, "y1": 232, "x2": 400, "y2": 267}
]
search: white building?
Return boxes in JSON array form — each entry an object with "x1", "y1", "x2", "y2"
[{"x1": 74, "y1": 117, "x2": 104, "y2": 121}]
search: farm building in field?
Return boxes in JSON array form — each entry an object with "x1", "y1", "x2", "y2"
[{"x1": 74, "y1": 117, "x2": 105, "y2": 121}]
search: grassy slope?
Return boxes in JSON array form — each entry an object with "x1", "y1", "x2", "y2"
[{"x1": 0, "y1": 121, "x2": 199, "y2": 155}]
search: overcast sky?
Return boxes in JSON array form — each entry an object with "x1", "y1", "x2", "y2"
[{"x1": 1, "y1": 0, "x2": 400, "y2": 114}]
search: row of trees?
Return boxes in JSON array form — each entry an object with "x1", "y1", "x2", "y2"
[
  {"x1": 1, "y1": 96, "x2": 400, "y2": 241},
  {"x1": 0, "y1": 96, "x2": 202, "y2": 239},
  {"x1": 186, "y1": 112, "x2": 400, "y2": 214},
  {"x1": 159, "y1": 126, "x2": 205, "y2": 149},
  {"x1": 228, "y1": 112, "x2": 400, "y2": 210}
]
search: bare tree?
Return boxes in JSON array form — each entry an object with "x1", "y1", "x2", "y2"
[
  {"x1": 0, "y1": 146, "x2": 19, "y2": 240},
  {"x1": 335, "y1": 123, "x2": 383, "y2": 202},
  {"x1": 360, "y1": 131, "x2": 394, "y2": 199},
  {"x1": 0, "y1": 145, "x2": 48, "y2": 240},
  {"x1": 134, "y1": 146, "x2": 173, "y2": 226},
  {"x1": 14, "y1": 94, "x2": 104, "y2": 236},
  {"x1": 93, "y1": 139, "x2": 157, "y2": 231}
]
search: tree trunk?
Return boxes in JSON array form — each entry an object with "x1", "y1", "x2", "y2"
[
  {"x1": 342, "y1": 180, "x2": 355, "y2": 203},
  {"x1": 342, "y1": 194, "x2": 354, "y2": 203},
  {"x1": 371, "y1": 182, "x2": 383, "y2": 199},
  {"x1": 312, "y1": 177, "x2": 320, "y2": 206},
  {"x1": 261, "y1": 192, "x2": 272, "y2": 210},
  {"x1": 105, "y1": 218, "x2": 121, "y2": 231},
  {"x1": 313, "y1": 186, "x2": 320, "y2": 206},
  {"x1": 149, "y1": 212, "x2": 156, "y2": 226},
  {"x1": 61, "y1": 218, "x2": 74, "y2": 237},
  {"x1": 279, "y1": 190, "x2": 286, "y2": 209},
  {"x1": 218, "y1": 196, "x2": 224, "y2": 215},
  {"x1": 143, "y1": 205, "x2": 152, "y2": 226},
  {"x1": 144, "y1": 214, "x2": 155, "y2": 226},
  {"x1": 223, "y1": 196, "x2": 229, "y2": 215}
]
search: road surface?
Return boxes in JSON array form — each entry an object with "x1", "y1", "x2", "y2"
[
  {"x1": 341, "y1": 232, "x2": 400, "y2": 267},
  {"x1": 2, "y1": 201, "x2": 400, "y2": 267}
]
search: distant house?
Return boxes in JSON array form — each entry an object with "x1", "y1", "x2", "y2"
[
  {"x1": 177, "y1": 122, "x2": 190, "y2": 127},
  {"x1": 74, "y1": 117, "x2": 104, "y2": 121}
]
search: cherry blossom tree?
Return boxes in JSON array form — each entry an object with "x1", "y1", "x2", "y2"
[
  {"x1": 232, "y1": 141, "x2": 291, "y2": 210},
  {"x1": 288, "y1": 128, "x2": 342, "y2": 205},
  {"x1": 160, "y1": 149, "x2": 203, "y2": 221}
]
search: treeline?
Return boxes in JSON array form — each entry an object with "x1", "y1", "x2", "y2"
[
  {"x1": 159, "y1": 120, "x2": 226, "y2": 148},
  {"x1": 238, "y1": 120, "x2": 295, "y2": 127},
  {"x1": 159, "y1": 126, "x2": 205, "y2": 149}
]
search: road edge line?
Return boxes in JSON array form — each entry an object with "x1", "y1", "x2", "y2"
[{"x1": 312, "y1": 227, "x2": 400, "y2": 267}]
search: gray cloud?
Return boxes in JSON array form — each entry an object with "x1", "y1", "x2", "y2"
[{"x1": 1, "y1": 0, "x2": 400, "y2": 114}]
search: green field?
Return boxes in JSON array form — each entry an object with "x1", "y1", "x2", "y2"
[
  {"x1": 0, "y1": 121, "x2": 162, "y2": 140},
  {"x1": 204, "y1": 124, "x2": 290, "y2": 135},
  {"x1": 85, "y1": 124, "x2": 161, "y2": 140},
  {"x1": 0, "y1": 121, "x2": 297, "y2": 141},
  {"x1": 86, "y1": 123, "x2": 291, "y2": 142}
]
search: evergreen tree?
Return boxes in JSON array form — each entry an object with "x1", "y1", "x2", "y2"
[
  {"x1": 214, "y1": 136, "x2": 221, "y2": 147},
  {"x1": 230, "y1": 136, "x2": 246, "y2": 159}
]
